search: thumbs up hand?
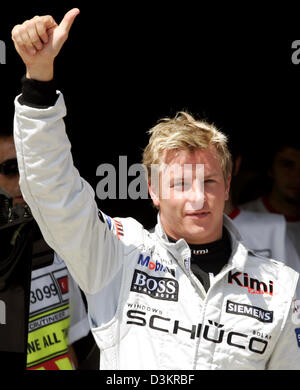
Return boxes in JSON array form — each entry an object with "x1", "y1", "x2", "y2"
[{"x1": 11, "y1": 8, "x2": 80, "y2": 80}]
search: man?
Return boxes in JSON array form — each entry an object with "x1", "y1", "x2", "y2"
[
  {"x1": 240, "y1": 137, "x2": 300, "y2": 263},
  {"x1": 0, "y1": 133, "x2": 91, "y2": 369},
  {"x1": 11, "y1": 9, "x2": 300, "y2": 369},
  {"x1": 225, "y1": 148, "x2": 300, "y2": 289}
]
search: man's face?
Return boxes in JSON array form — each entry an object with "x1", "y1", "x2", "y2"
[
  {"x1": 149, "y1": 146, "x2": 231, "y2": 244},
  {"x1": 0, "y1": 136, "x2": 24, "y2": 206},
  {"x1": 270, "y1": 147, "x2": 300, "y2": 205}
]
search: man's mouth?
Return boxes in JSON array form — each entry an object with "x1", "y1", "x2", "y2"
[
  {"x1": 185, "y1": 211, "x2": 210, "y2": 218},
  {"x1": 14, "y1": 195, "x2": 25, "y2": 203}
]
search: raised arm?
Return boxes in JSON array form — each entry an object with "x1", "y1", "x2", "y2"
[{"x1": 11, "y1": 10, "x2": 139, "y2": 295}]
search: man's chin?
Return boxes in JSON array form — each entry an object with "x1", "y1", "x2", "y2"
[
  {"x1": 283, "y1": 192, "x2": 300, "y2": 206},
  {"x1": 182, "y1": 226, "x2": 209, "y2": 244}
]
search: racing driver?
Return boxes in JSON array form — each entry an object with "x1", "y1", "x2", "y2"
[{"x1": 11, "y1": 8, "x2": 300, "y2": 369}]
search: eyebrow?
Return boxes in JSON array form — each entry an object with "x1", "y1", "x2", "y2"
[
  {"x1": 204, "y1": 172, "x2": 220, "y2": 178},
  {"x1": 277, "y1": 157, "x2": 295, "y2": 162},
  {"x1": 169, "y1": 171, "x2": 220, "y2": 184}
]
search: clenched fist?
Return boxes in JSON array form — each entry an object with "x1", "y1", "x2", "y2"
[{"x1": 11, "y1": 8, "x2": 80, "y2": 81}]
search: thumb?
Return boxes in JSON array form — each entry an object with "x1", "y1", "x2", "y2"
[{"x1": 59, "y1": 8, "x2": 80, "y2": 35}]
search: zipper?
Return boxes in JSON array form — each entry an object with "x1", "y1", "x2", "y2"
[
  {"x1": 167, "y1": 246, "x2": 207, "y2": 301},
  {"x1": 203, "y1": 237, "x2": 240, "y2": 301},
  {"x1": 190, "y1": 262, "x2": 236, "y2": 370}
]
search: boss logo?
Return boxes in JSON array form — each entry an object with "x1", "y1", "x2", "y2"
[{"x1": 130, "y1": 270, "x2": 179, "y2": 301}]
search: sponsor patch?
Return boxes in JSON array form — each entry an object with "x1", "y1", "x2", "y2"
[
  {"x1": 113, "y1": 218, "x2": 124, "y2": 239},
  {"x1": 104, "y1": 214, "x2": 112, "y2": 230},
  {"x1": 192, "y1": 249, "x2": 208, "y2": 255},
  {"x1": 228, "y1": 271, "x2": 274, "y2": 296},
  {"x1": 99, "y1": 212, "x2": 124, "y2": 239},
  {"x1": 226, "y1": 300, "x2": 273, "y2": 323},
  {"x1": 137, "y1": 253, "x2": 175, "y2": 277},
  {"x1": 57, "y1": 276, "x2": 68, "y2": 294},
  {"x1": 295, "y1": 328, "x2": 300, "y2": 347},
  {"x1": 130, "y1": 270, "x2": 179, "y2": 301}
]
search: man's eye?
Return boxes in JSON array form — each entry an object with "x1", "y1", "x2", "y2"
[
  {"x1": 205, "y1": 179, "x2": 215, "y2": 184},
  {"x1": 173, "y1": 181, "x2": 192, "y2": 189},
  {"x1": 279, "y1": 160, "x2": 295, "y2": 169}
]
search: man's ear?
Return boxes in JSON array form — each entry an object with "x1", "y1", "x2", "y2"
[
  {"x1": 233, "y1": 155, "x2": 242, "y2": 176},
  {"x1": 148, "y1": 181, "x2": 160, "y2": 208},
  {"x1": 224, "y1": 174, "x2": 231, "y2": 201}
]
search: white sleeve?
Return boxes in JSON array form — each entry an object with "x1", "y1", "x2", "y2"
[
  {"x1": 14, "y1": 92, "x2": 127, "y2": 294},
  {"x1": 68, "y1": 273, "x2": 90, "y2": 345},
  {"x1": 285, "y1": 236, "x2": 300, "y2": 298},
  {"x1": 267, "y1": 285, "x2": 300, "y2": 369},
  {"x1": 267, "y1": 301, "x2": 300, "y2": 369}
]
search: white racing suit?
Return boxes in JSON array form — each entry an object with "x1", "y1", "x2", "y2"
[{"x1": 14, "y1": 92, "x2": 300, "y2": 370}]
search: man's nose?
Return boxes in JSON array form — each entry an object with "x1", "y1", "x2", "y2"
[{"x1": 185, "y1": 182, "x2": 205, "y2": 210}]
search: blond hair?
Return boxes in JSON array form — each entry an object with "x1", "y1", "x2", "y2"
[{"x1": 142, "y1": 111, "x2": 232, "y2": 181}]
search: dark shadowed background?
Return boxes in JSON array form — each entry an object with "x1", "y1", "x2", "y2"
[{"x1": 0, "y1": 2, "x2": 299, "y2": 228}]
